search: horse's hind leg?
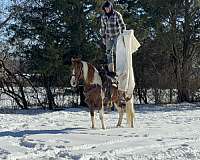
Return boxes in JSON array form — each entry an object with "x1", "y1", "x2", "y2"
[
  {"x1": 99, "y1": 106, "x2": 105, "y2": 129},
  {"x1": 131, "y1": 104, "x2": 135, "y2": 127},
  {"x1": 90, "y1": 111, "x2": 95, "y2": 129},
  {"x1": 126, "y1": 97, "x2": 135, "y2": 128}
]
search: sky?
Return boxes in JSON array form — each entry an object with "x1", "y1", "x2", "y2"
[
  {"x1": 0, "y1": 0, "x2": 11, "y2": 10},
  {"x1": 0, "y1": 0, "x2": 12, "y2": 42}
]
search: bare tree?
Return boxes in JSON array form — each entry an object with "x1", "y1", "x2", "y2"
[{"x1": 0, "y1": 56, "x2": 44, "y2": 109}]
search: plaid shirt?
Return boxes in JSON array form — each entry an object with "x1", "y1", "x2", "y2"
[{"x1": 100, "y1": 10, "x2": 126, "y2": 39}]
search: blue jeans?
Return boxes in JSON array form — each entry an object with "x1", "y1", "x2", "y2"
[{"x1": 105, "y1": 36, "x2": 118, "y2": 66}]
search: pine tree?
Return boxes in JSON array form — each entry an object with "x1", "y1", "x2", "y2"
[
  {"x1": 127, "y1": 0, "x2": 200, "y2": 102},
  {"x1": 8, "y1": 0, "x2": 106, "y2": 108}
]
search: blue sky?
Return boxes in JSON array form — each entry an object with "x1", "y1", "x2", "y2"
[
  {"x1": 0, "y1": 0, "x2": 11, "y2": 10},
  {"x1": 0, "y1": 0, "x2": 11, "y2": 22},
  {"x1": 0, "y1": 0, "x2": 12, "y2": 42}
]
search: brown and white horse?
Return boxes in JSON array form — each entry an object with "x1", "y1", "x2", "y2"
[{"x1": 70, "y1": 58, "x2": 135, "y2": 129}]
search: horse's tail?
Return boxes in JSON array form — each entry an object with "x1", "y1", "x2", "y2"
[{"x1": 126, "y1": 96, "x2": 135, "y2": 128}]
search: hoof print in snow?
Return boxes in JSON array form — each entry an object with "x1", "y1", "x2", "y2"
[
  {"x1": 0, "y1": 148, "x2": 10, "y2": 159},
  {"x1": 20, "y1": 139, "x2": 36, "y2": 148},
  {"x1": 56, "y1": 145, "x2": 65, "y2": 149},
  {"x1": 181, "y1": 143, "x2": 189, "y2": 147},
  {"x1": 143, "y1": 134, "x2": 148, "y2": 137}
]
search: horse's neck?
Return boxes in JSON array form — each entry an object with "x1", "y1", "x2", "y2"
[{"x1": 82, "y1": 61, "x2": 102, "y2": 86}]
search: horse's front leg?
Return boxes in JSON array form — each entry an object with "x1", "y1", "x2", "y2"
[
  {"x1": 114, "y1": 103, "x2": 124, "y2": 127},
  {"x1": 99, "y1": 106, "x2": 105, "y2": 129},
  {"x1": 117, "y1": 109, "x2": 124, "y2": 127},
  {"x1": 90, "y1": 110, "x2": 95, "y2": 129}
]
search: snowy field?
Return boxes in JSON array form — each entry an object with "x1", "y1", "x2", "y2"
[{"x1": 0, "y1": 103, "x2": 200, "y2": 160}]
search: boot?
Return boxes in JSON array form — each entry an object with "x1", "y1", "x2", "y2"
[
  {"x1": 106, "y1": 71, "x2": 118, "y2": 87},
  {"x1": 105, "y1": 64, "x2": 118, "y2": 87}
]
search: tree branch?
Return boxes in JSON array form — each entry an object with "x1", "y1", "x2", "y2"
[{"x1": 0, "y1": 11, "x2": 15, "y2": 29}]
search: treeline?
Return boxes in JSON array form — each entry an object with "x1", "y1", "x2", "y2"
[{"x1": 0, "y1": 0, "x2": 199, "y2": 109}]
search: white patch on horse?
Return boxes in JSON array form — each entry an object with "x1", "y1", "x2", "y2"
[
  {"x1": 70, "y1": 69, "x2": 76, "y2": 87},
  {"x1": 82, "y1": 61, "x2": 102, "y2": 86},
  {"x1": 82, "y1": 61, "x2": 88, "y2": 81},
  {"x1": 91, "y1": 68, "x2": 102, "y2": 86}
]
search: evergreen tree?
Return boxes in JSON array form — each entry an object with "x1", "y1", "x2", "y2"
[
  {"x1": 8, "y1": 0, "x2": 106, "y2": 108},
  {"x1": 127, "y1": 0, "x2": 200, "y2": 102}
]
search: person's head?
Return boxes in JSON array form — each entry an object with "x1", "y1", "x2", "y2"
[{"x1": 102, "y1": 1, "x2": 113, "y2": 14}]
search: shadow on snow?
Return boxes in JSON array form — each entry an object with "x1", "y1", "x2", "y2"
[
  {"x1": 135, "y1": 103, "x2": 200, "y2": 114},
  {"x1": 0, "y1": 127, "x2": 87, "y2": 138}
]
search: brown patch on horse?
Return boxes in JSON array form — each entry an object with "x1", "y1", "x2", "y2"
[
  {"x1": 72, "y1": 59, "x2": 84, "y2": 81},
  {"x1": 86, "y1": 63, "x2": 95, "y2": 84},
  {"x1": 84, "y1": 84, "x2": 103, "y2": 111},
  {"x1": 111, "y1": 87, "x2": 119, "y2": 102}
]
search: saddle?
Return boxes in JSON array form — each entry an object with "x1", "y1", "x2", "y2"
[
  {"x1": 97, "y1": 65, "x2": 119, "y2": 104},
  {"x1": 105, "y1": 71, "x2": 118, "y2": 88},
  {"x1": 98, "y1": 65, "x2": 118, "y2": 88}
]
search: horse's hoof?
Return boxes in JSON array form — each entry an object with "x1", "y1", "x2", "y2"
[{"x1": 116, "y1": 125, "x2": 121, "y2": 128}]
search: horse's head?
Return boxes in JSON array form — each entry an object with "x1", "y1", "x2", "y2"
[{"x1": 70, "y1": 58, "x2": 84, "y2": 87}]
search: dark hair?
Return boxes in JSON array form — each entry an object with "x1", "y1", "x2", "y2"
[{"x1": 102, "y1": 1, "x2": 113, "y2": 11}]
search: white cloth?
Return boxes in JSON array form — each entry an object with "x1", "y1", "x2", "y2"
[{"x1": 116, "y1": 30, "x2": 140, "y2": 97}]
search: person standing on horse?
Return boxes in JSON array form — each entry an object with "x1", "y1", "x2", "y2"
[{"x1": 100, "y1": 1, "x2": 126, "y2": 76}]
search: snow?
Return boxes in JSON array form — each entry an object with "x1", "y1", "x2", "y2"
[{"x1": 0, "y1": 103, "x2": 200, "y2": 160}]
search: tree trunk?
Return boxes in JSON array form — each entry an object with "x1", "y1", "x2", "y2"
[
  {"x1": 169, "y1": 88, "x2": 173, "y2": 103},
  {"x1": 177, "y1": 0, "x2": 191, "y2": 102},
  {"x1": 19, "y1": 85, "x2": 28, "y2": 109},
  {"x1": 142, "y1": 88, "x2": 148, "y2": 104},
  {"x1": 170, "y1": 4, "x2": 191, "y2": 103},
  {"x1": 137, "y1": 88, "x2": 142, "y2": 104},
  {"x1": 177, "y1": 63, "x2": 191, "y2": 102},
  {"x1": 43, "y1": 75, "x2": 56, "y2": 110},
  {"x1": 154, "y1": 88, "x2": 159, "y2": 104},
  {"x1": 45, "y1": 86, "x2": 55, "y2": 110}
]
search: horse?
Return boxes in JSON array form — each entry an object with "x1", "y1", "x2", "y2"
[{"x1": 70, "y1": 58, "x2": 135, "y2": 129}]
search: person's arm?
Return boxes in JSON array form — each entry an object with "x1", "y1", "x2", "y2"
[
  {"x1": 100, "y1": 16, "x2": 106, "y2": 44},
  {"x1": 117, "y1": 12, "x2": 126, "y2": 33}
]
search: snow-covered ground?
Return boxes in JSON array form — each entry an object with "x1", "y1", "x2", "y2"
[{"x1": 0, "y1": 103, "x2": 200, "y2": 160}]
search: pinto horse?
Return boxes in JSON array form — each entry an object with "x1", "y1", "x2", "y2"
[{"x1": 70, "y1": 58, "x2": 135, "y2": 129}]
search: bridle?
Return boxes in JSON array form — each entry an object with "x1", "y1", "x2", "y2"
[
  {"x1": 72, "y1": 70, "x2": 82, "y2": 82},
  {"x1": 71, "y1": 62, "x2": 83, "y2": 87}
]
